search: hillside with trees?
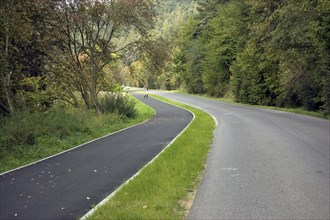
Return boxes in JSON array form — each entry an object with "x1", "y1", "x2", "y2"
[
  {"x1": 168, "y1": 0, "x2": 329, "y2": 114},
  {"x1": 123, "y1": 0, "x2": 198, "y2": 89},
  {"x1": 1, "y1": 0, "x2": 329, "y2": 170},
  {"x1": 1, "y1": 0, "x2": 329, "y2": 118}
]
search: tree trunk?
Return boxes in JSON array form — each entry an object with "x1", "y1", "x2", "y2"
[
  {"x1": 90, "y1": 62, "x2": 100, "y2": 114},
  {"x1": 4, "y1": 35, "x2": 15, "y2": 114},
  {"x1": 0, "y1": 101, "x2": 10, "y2": 114}
]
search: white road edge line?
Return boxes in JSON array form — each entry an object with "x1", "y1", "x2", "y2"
[
  {"x1": 155, "y1": 91, "x2": 219, "y2": 128},
  {"x1": 80, "y1": 96, "x2": 196, "y2": 220},
  {"x1": 211, "y1": 115, "x2": 219, "y2": 127}
]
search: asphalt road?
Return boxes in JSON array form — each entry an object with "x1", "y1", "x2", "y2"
[
  {"x1": 0, "y1": 93, "x2": 193, "y2": 220},
  {"x1": 154, "y1": 91, "x2": 330, "y2": 220}
]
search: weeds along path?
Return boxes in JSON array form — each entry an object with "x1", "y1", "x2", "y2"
[{"x1": 0, "y1": 93, "x2": 193, "y2": 220}]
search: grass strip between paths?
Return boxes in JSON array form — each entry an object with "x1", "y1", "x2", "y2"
[
  {"x1": 85, "y1": 95, "x2": 216, "y2": 220},
  {"x1": 173, "y1": 90, "x2": 329, "y2": 120}
]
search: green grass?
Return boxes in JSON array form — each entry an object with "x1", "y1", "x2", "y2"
[
  {"x1": 0, "y1": 96, "x2": 155, "y2": 173},
  {"x1": 86, "y1": 95, "x2": 215, "y2": 220}
]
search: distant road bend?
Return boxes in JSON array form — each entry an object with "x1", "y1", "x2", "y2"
[
  {"x1": 0, "y1": 93, "x2": 193, "y2": 220},
  {"x1": 154, "y1": 91, "x2": 330, "y2": 220}
]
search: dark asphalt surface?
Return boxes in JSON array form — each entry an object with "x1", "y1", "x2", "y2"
[
  {"x1": 0, "y1": 93, "x2": 193, "y2": 220},
  {"x1": 154, "y1": 91, "x2": 330, "y2": 220}
]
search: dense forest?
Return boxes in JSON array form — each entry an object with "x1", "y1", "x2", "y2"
[
  {"x1": 167, "y1": 0, "x2": 330, "y2": 114},
  {"x1": 0, "y1": 0, "x2": 329, "y2": 116}
]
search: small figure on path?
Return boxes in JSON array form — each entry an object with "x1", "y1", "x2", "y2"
[{"x1": 144, "y1": 88, "x2": 149, "y2": 99}]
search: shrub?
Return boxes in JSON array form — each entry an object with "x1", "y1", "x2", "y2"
[
  {"x1": 41, "y1": 105, "x2": 89, "y2": 139},
  {"x1": 100, "y1": 93, "x2": 137, "y2": 118},
  {"x1": 0, "y1": 111, "x2": 37, "y2": 148},
  {"x1": 0, "y1": 104, "x2": 89, "y2": 151}
]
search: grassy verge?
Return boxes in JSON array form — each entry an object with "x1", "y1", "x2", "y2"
[
  {"x1": 86, "y1": 95, "x2": 215, "y2": 220},
  {"x1": 173, "y1": 90, "x2": 329, "y2": 120},
  {"x1": 0, "y1": 96, "x2": 155, "y2": 173}
]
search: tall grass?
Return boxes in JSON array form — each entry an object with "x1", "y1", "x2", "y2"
[
  {"x1": 86, "y1": 95, "x2": 215, "y2": 220},
  {"x1": 0, "y1": 96, "x2": 155, "y2": 173}
]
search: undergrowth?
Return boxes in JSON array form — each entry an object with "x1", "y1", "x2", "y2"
[{"x1": 0, "y1": 96, "x2": 155, "y2": 173}]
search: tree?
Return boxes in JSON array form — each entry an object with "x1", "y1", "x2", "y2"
[
  {"x1": 171, "y1": 0, "x2": 231, "y2": 94},
  {"x1": 231, "y1": 0, "x2": 283, "y2": 106},
  {"x1": 0, "y1": 0, "x2": 57, "y2": 114},
  {"x1": 268, "y1": 0, "x2": 330, "y2": 111},
  {"x1": 48, "y1": 0, "x2": 156, "y2": 112},
  {"x1": 173, "y1": 18, "x2": 205, "y2": 93},
  {"x1": 202, "y1": 0, "x2": 248, "y2": 97}
]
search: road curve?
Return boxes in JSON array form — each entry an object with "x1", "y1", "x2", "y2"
[
  {"x1": 154, "y1": 91, "x2": 329, "y2": 220},
  {"x1": 0, "y1": 93, "x2": 193, "y2": 220}
]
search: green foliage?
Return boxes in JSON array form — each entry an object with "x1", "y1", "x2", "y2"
[
  {"x1": 173, "y1": 18, "x2": 205, "y2": 94},
  {"x1": 47, "y1": 0, "x2": 158, "y2": 113},
  {"x1": 0, "y1": 0, "x2": 158, "y2": 115},
  {"x1": 0, "y1": 97, "x2": 154, "y2": 173},
  {"x1": 17, "y1": 76, "x2": 55, "y2": 111},
  {"x1": 100, "y1": 93, "x2": 137, "y2": 118},
  {"x1": 267, "y1": 0, "x2": 330, "y2": 112},
  {"x1": 202, "y1": 0, "x2": 248, "y2": 97},
  {"x1": 170, "y1": 0, "x2": 330, "y2": 114},
  {"x1": 0, "y1": 110, "x2": 36, "y2": 150},
  {"x1": 232, "y1": 38, "x2": 280, "y2": 106},
  {"x1": 0, "y1": 0, "x2": 56, "y2": 114},
  {"x1": 126, "y1": 0, "x2": 199, "y2": 91},
  {"x1": 0, "y1": 105, "x2": 90, "y2": 154},
  {"x1": 155, "y1": 0, "x2": 198, "y2": 38}
]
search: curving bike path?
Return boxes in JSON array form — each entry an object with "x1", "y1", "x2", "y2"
[{"x1": 0, "y1": 93, "x2": 193, "y2": 220}]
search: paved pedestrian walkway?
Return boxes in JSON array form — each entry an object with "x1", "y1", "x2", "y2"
[{"x1": 0, "y1": 93, "x2": 193, "y2": 220}]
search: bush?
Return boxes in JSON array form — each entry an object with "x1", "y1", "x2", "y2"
[
  {"x1": 0, "y1": 111, "x2": 37, "y2": 148},
  {"x1": 0, "y1": 105, "x2": 89, "y2": 151},
  {"x1": 41, "y1": 105, "x2": 89, "y2": 139},
  {"x1": 100, "y1": 93, "x2": 137, "y2": 118},
  {"x1": 0, "y1": 96, "x2": 136, "y2": 153}
]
